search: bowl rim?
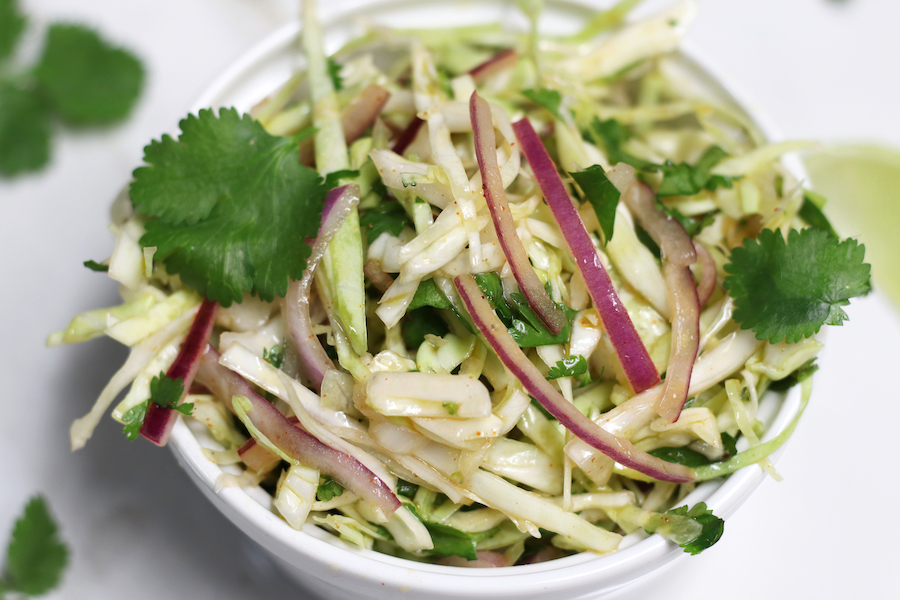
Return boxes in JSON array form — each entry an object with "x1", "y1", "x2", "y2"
[{"x1": 169, "y1": 0, "x2": 802, "y2": 594}]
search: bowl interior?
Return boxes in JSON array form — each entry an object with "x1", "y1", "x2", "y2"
[{"x1": 169, "y1": 1, "x2": 802, "y2": 598}]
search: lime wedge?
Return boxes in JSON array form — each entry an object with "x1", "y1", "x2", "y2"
[{"x1": 803, "y1": 144, "x2": 900, "y2": 307}]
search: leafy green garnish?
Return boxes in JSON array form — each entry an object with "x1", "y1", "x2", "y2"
[
  {"x1": 665, "y1": 207, "x2": 715, "y2": 238},
  {"x1": 317, "y1": 475, "x2": 344, "y2": 502},
  {"x1": 148, "y1": 373, "x2": 191, "y2": 415},
  {"x1": 403, "y1": 308, "x2": 450, "y2": 348},
  {"x1": 263, "y1": 344, "x2": 285, "y2": 369},
  {"x1": 1, "y1": 496, "x2": 68, "y2": 596},
  {"x1": 657, "y1": 145, "x2": 739, "y2": 197},
  {"x1": 406, "y1": 505, "x2": 497, "y2": 560},
  {"x1": 799, "y1": 190, "x2": 838, "y2": 238},
  {"x1": 547, "y1": 356, "x2": 588, "y2": 380},
  {"x1": 396, "y1": 480, "x2": 419, "y2": 499},
  {"x1": 648, "y1": 446, "x2": 712, "y2": 468},
  {"x1": 82, "y1": 260, "x2": 108, "y2": 272},
  {"x1": 121, "y1": 401, "x2": 148, "y2": 441},
  {"x1": 35, "y1": 25, "x2": 144, "y2": 125},
  {"x1": 0, "y1": 8, "x2": 143, "y2": 176},
  {"x1": 723, "y1": 228, "x2": 871, "y2": 343},
  {"x1": 323, "y1": 168, "x2": 360, "y2": 190},
  {"x1": 409, "y1": 278, "x2": 455, "y2": 311},
  {"x1": 0, "y1": 82, "x2": 50, "y2": 176},
  {"x1": 522, "y1": 88, "x2": 562, "y2": 118},
  {"x1": 131, "y1": 108, "x2": 328, "y2": 306},
  {"x1": 666, "y1": 503, "x2": 724, "y2": 555},
  {"x1": 442, "y1": 402, "x2": 459, "y2": 416},
  {"x1": 720, "y1": 432, "x2": 738, "y2": 459},
  {"x1": 570, "y1": 164, "x2": 620, "y2": 243},
  {"x1": 327, "y1": 57, "x2": 343, "y2": 91},
  {"x1": 0, "y1": 0, "x2": 26, "y2": 62},
  {"x1": 768, "y1": 358, "x2": 820, "y2": 392},
  {"x1": 475, "y1": 273, "x2": 577, "y2": 347},
  {"x1": 588, "y1": 117, "x2": 656, "y2": 171},
  {"x1": 360, "y1": 201, "x2": 410, "y2": 244}
]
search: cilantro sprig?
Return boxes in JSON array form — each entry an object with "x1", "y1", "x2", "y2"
[
  {"x1": 522, "y1": 88, "x2": 562, "y2": 119},
  {"x1": 317, "y1": 475, "x2": 345, "y2": 502},
  {"x1": 131, "y1": 108, "x2": 330, "y2": 306},
  {"x1": 570, "y1": 164, "x2": 620, "y2": 244},
  {"x1": 666, "y1": 503, "x2": 724, "y2": 555},
  {"x1": 547, "y1": 356, "x2": 588, "y2": 380},
  {"x1": 0, "y1": 0, "x2": 143, "y2": 177},
  {"x1": 120, "y1": 373, "x2": 190, "y2": 441},
  {"x1": 724, "y1": 228, "x2": 871, "y2": 343},
  {"x1": 1, "y1": 496, "x2": 69, "y2": 597}
]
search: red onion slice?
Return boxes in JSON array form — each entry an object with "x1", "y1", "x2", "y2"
[
  {"x1": 471, "y1": 92, "x2": 566, "y2": 334},
  {"x1": 512, "y1": 118, "x2": 659, "y2": 393},
  {"x1": 621, "y1": 183, "x2": 700, "y2": 422},
  {"x1": 195, "y1": 345, "x2": 401, "y2": 516},
  {"x1": 391, "y1": 116, "x2": 424, "y2": 156},
  {"x1": 655, "y1": 263, "x2": 700, "y2": 423},
  {"x1": 285, "y1": 185, "x2": 360, "y2": 391},
  {"x1": 694, "y1": 240, "x2": 716, "y2": 307},
  {"x1": 438, "y1": 551, "x2": 510, "y2": 568},
  {"x1": 300, "y1": 84, "x2": 391, "y2": 165},
  {"x1": 455, "y1": 274, "x2": 694, "y2": 483},
  {"x1": 469, "y1": 49, "x2": 518, "y2": 84},
  {"x1": 141, "y1": 298, "x2": 219, "y2": 446}
]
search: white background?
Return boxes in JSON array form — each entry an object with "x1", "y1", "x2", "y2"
[{"x1": 2, "y1": 1, "x2": 898, "y2": 598}]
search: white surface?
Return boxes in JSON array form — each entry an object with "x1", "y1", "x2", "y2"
[{"x1": 1, "y1": 1, "x2": 898, "y2": 599}]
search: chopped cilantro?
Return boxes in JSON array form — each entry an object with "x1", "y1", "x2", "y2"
[
  {"x1": 648, "y1": 446, "x2": 711, "y2": 468},
  {"x1": 475, "y1": 272, "x2": 577, "y2": 347},
  {"x1": 666, "y1": 503, "x2": 724, "y2": 555},
  {"x1": 570, "y1": 164, "x2": 620, "y2": 244},
  {"x1": 657, "y1": 145, "x2": 739, "y2": 197},
  {"x1": 522, "y1": 88, "x2": 562, "y2": 118},
  {"x1": 799, "y1": 190, "x2": 838, "y2": 238},
  {"x1": 396, "y1": 480, "x2": 419, "y2": 498},
  {"x1": 723, "y1": 228, "x2": 871, "y2": 343},
  {"x1": 547, "y1": 356, "x2": 588, "y2": 379},
  {"x1": 442, "y1": 402, "x2": 459, "y2": 416},
  {"x1": 588, "y1": 117, "x2": 656, "y2": 171},
  {"x1": 768, "y1": 358, "x2": 820, "y2": 392},
  {"x1": 665, "y1": 206, "x2": 715, "y2": 238},
  {"x1": 0, "y1": 0, "x2": 26, "y2": 62},
  {"x1": 436, "y1": 68, "x2": 455, "y2": 99},
  {"x1": 720, "y1": 432, "x2": 738, "y2": 459},
  {"x1": 360, "y1": 201, "x2": 410, "y2": 244},
  {"x1": 406, "y1": 504, "x2": 497, "y2": 560},
  {"x1": 34, "y1": 25, "x2": 144, "y2": 125},
  {"x1": 148, "y1": 373, "x2": 191, "y2": 415},
  {"x1": 82, "y1": 259, "x2": 108, "y2": 272},
  {"x1": 327, "y1": 57, "x2": 343, "y2": 91},
  {"x1": 402, "y1": 307, "x2": 450, "y2": 348},
  {"x1": 323, "y1": 168, "x2": 360, "y2": 189},
  {"x1": 409, "y1": 278, "x2": 455, "y2": 311},
  {"x1": 121, "y1": 400, "x2": 148, "y2": 441},
  {"x1": 131, "y1": 108, "x2": 330, "y2": 306},
  {"x1": 263, "y1": 344, "x2": 285, "y2": 369},
  {"x1": 1, "y1": 496, "x2": 69, "y2": 596},
  {"x1": 317, "y1": 475, "x2": 344, "y2": 502}
]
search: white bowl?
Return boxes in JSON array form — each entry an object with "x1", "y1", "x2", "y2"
[{"x1": 167, "y1": 1, "x2": 802, "y2": 598}]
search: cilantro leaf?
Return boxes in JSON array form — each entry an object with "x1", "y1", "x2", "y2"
[
  {"x1": 323, "y1": 168, "x2": 360, "y2": 190},
  {"x1": 34, "y1": 24, "x2": 143, "y2": 125},
  {"x1": 327, "y1": 57, "x2": 343, "y2": 91},
  {"x1": 648, "y1": 446, "x2": 711, "y2": 468},
  {"x1": 3, "y1": 496, "x2": 69, "y2": 595},
  {"x1": 148, "y1": 373, "x2": 184, "y2": 409},
  {"x1": 406, "y1": 505, "x2": 496, "y2": 560},
  {"x1": 588, "y1": 117, "x2": 656, "y2": 171},
  {"x1": 666, "y1": 503, "x2": 724, "y2": 555},
  {"x1": 657, "y1": 146, "x2": 739, "y2": 197},
  {"x1": 0, "y1": 0, "x2": 26, "y2": 62},
  {"x1": 263, "y1": 344, "x2": 285, "y2": 369},
  {"x1": 83, "y1": 259, "x2": 108, "y2": 272},
  {"x1": 131, "y1": 108, "x2": 329, "y2": 306},
  {"x1": 396, "y1": 480, "x2": 419, "y2": 499},
  {"x1": 522, "y1": 88, "x2": 562, "y2": 118},
  {"x1": 0, "y1": 82, "x2": 50, "y2": 176},
  {"x1": 720, "y1": 432, "x2": 738, "y2": 459},
  {"x1": 571, "y1": 164, "x2": 620, "y2": 243},
  {"x1": 547, "y1": 356, "x2": 588, "y2": 379},
  {"x1": 723, "y1": 228, "x2": 871, "y2": 343},
  {"x1": 317, "y1": 475, "x2": 344, "y2": 502},
  {"x1": 403, "y1": 307, "x2": 450, "y2": 348},
  {"x1": 121, "y1": 400, "x2": 148, "y2": 441},
  {"x1": 665, "y1": 207, "x2": 715, "y2": 238},
  {"x1": 409, "y1": 279, "x2": 453, "y2": 311},
  {"x1": 799, "y1": 190, "x2": 838, "y2": 238},
  {"x1": 475, "y1": 273, "x2": 577, "y2": 347},
  {"x1": 360, "y1": 201, "x2": 410, "y2": 244}
]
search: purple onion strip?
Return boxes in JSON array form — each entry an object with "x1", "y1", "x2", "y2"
[
  {"x1": 694, "y1": 240, "x2": 716, "y2": 307},
  {"x1": 470, "y1": 92, "x2": 566, "y2": 334},
  {"x1": 141, "y1": 298, "x2": 219, "y2": 446},
  {"x1": 512, "y1": 118, "x2": 660, "y2": 393},
  {"x1": 455, "y1": 274, "x2": 694, "y2": 483},
  {"x1": 285, "y1": 184, "x2": 360, "y2": 391},
  {"x1": 391, "y1": 116, "x2": 424, "y2": 156},
  {"x1": 196, "y1": 345, "x2": 401, "y2": 517},
  {"x1": 468, "y1": 49, "x2": 518, "y2": 84}
]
